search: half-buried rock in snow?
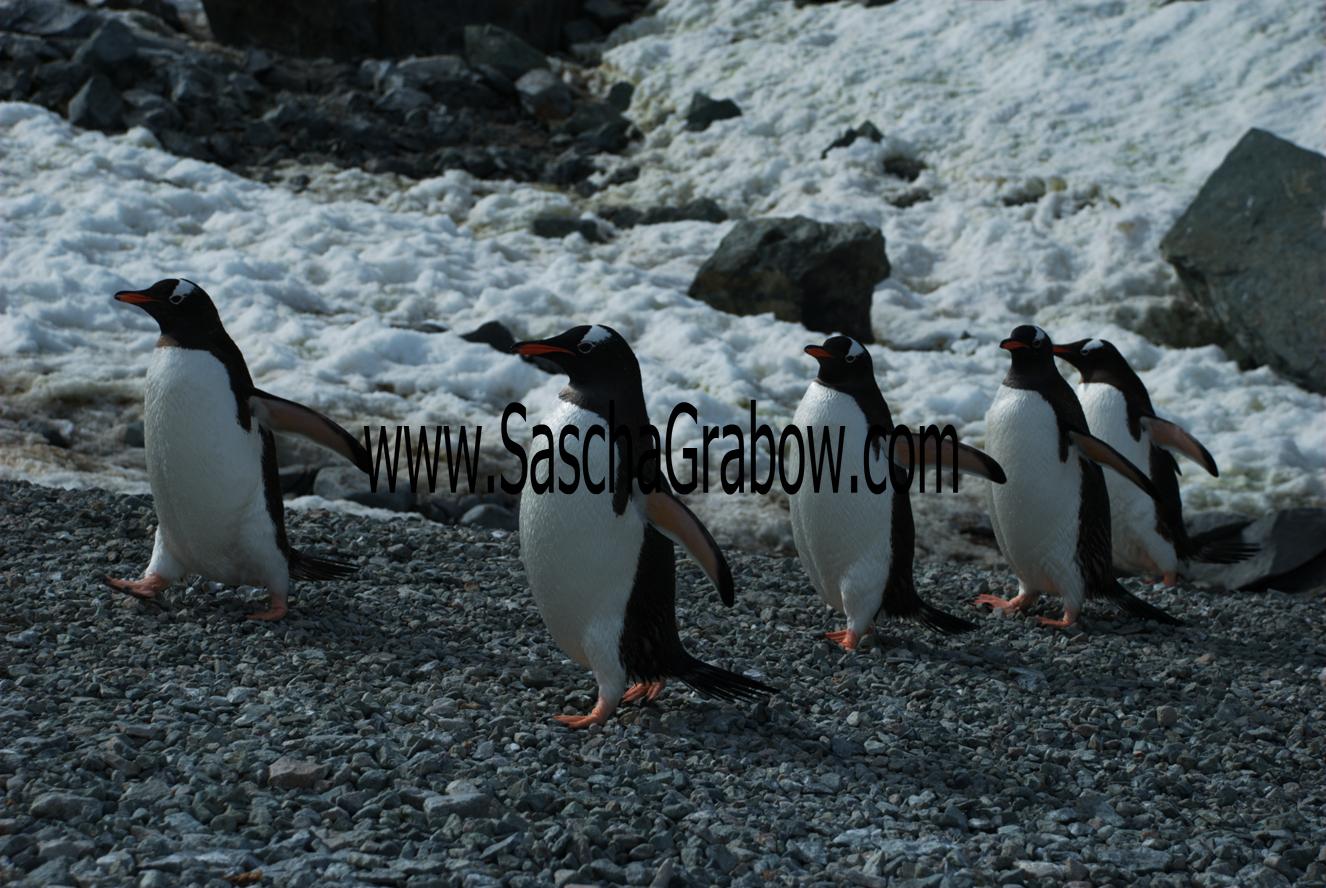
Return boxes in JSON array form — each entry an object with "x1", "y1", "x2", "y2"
[
  {"x1": 1160, "y1": 128, "x2": 1326, "y2": 394},
  {"x1": 688, "y1": 216, "x2": 889, "y2": 342}
]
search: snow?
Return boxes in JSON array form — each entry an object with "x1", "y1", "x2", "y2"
[{"x1": 1, "y1": 0, "x2": 1323, "y2": 551}]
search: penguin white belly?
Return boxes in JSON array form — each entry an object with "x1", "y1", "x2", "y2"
[
  {"x1": 788, "y1": 385, "x2": 893, "y2": 616},
  {"x1": 1079, "y1": 383, "x2": 1172, "y2": 573},
  {"x1": 519, "y1": 401, "x2": 644, "y2": 668},
  {"x1": 144, "y1": 347, "x2": 283, "y2": 586},
  {"x1": 984, "y1": 386, "x2": 1081, "y2": 593}
]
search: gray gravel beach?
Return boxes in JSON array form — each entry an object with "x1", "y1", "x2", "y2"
[{"x1": 1, "y1": 479, "x2": 1323, "y2": 887}]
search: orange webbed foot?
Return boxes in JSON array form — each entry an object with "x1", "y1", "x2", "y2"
[
  {"x1": 825, "y1": 629, "x2": 860, "y2": 651},
  {"x1": 623, "y1": 681, "x2": 666, "y2": 704},
  {"x1": 104, "y1": 573, "x2": 170, "y2": 599},
  {"x1": 246, "y1": 603, "x2": 288, "y2": 622},
  {"x1": 1162, "y1": 572, "x2": 1178, "y2": 588},
  {"x1": 553, "y1": 697, "x2": 614, "y2": 729},
  {"x1": 974, "y1": 593, "x2": 1035, "y2": 614},
  {"x1": 1036, "y1": 612, "x2": 1078, "y2": 629}
]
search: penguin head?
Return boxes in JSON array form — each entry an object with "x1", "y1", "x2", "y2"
[
  {"x1": 1052, "y1": 337, "x2": 1124, "y2": 382},
  {"x1": 513, "y1": 324, "x2": 639, "y2": 386},
  {"x1": 114, "y1": 279, "x2": 222, "y2": 338},
  {"x1": 804, "y1": 335, "x2": 875, "y2": 388},
  {"x1": 999, "y1": 324, "x2": 1055, "y2": 370}
]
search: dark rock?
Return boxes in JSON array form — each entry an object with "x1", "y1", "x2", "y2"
[
  {"x1": 460, "y1": 504, "x2": 518, "y2": 531},
  {"x1": 313, "y1": 464, "x2": 416, "y2": 514},
  {"x1": 543, "y1": 148, "x2": 596, "y2": 185},
  {"x1": 889, "y1": 188, "x2": 931, "y2": 209},
  {"x1": 376, "y1": 85, "x2": 431, "y2": 114},
  {"x1": 0, "y1": 0, "x2": 98, "y2": 39},
  {"x1": 99, "y1": 0, "x2": 184, "y2": 31},
  {"x1": 201, "y1": 0, "x2": 379, "y2": 60},
  {"x1": 688, "y1": 216, "x2": 889, "y2": 341},
  {"x1": 460, "y1": 320, "x2": 517, "y2": 354},
  {"x1": 1160, "y1": 128, "x2": 1326, "y2": 392},
  {"x1": 67, "y1": 73, "x2": 124, "y2": 131},
  {"x1": 390, "y1": 55, "x2": 493, "y2": 108},
  {"x1": 30, "y1": 792, "x2": 100, "y2": 821},
  {"x1": 72, "y1": 19, "x2": 137, "y2": 70},
  {"x1": 821, "y1": 120, "x2": 882, "y2": 159},
  {"x1": 463, "y1": 23, "x2": 547, "y2": 84},
  {"x1": 267, "y1": 757, "x2": 325, "y2": 790},
  {"x1": 1186, "y1": 508, "x2": 1326, "y2": 592},
  {"x1": 685, "y1": 91, "x2": 741, "y2": 132},
  {"x1": 122, "y1": 420, "x2": 145, "y2": 448},
  {"x1": 606, "y1": 80, "x2": 633, "y2": 113},
  {"x1": 562, "y1": 17, "x2": 602, "y2": 46},
  {"x1": 584, "y1": 0, "x2": 631, "y2": 29},
  {"x1": 560, "y1": 100, "x2": 631, "y2": 153},
  {"x1": 883, "y1": 154, "x2": 926, "y2": 181},
  {"x1": 516, "y1": 68, "x2": 573, "y2": 121},
  {"x1": 600, "y1": 198, "x2": 728, "y2": 228},
  {"x1": 531, "y1": 216, "x2": 603, "y2": 242},
  {"x1": 34, "y1": 59, "x2": 93, "y2": 104}
]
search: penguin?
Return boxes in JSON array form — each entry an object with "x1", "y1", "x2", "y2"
[
  {"x1": 789, "y1": 336, "x2": 1007, "y2": 650},
  {"x1": 106, "y1": 279, "x2": 371, "y2": 620},
  {"x1": 1053, "y1": 338, "x2": 1257, "y2": 584},
  {"x1": 977, "y1": 325, "x2": 1181, "y2": 628},
  {"x1": 513, "y1": 324, "x2": 774, "y2": 728}
]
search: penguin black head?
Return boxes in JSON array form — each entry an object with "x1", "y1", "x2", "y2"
[
  {"x1": 114, "y1": 279, "x2": 223, "y2": 341},
  {"x1": 513, "y1": 324, "x2": 640, "y2": 387},
  {"x1": 805, "y1": 335, "x2": 875, "y2": 389},
  {"x1": 1052, "y1": 338, "x2": 1127, "y2": 383},
  {"x1": 999, "y1": 324, "x2": 1055, "y2": 371}
]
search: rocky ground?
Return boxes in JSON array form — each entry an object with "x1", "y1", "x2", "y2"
[{"x1": 1, "y1": 479, "x2": 1323, "y2": 887}]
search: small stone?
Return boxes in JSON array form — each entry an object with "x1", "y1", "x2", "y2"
[
  {"x1": 1156, "y1": 705, "x2": 1179, "y2": 728},
  {"x1": 460, "y1": 504, "x2": 518, "y2": 531},
  {"x1": 685, "y1": 92, "x2": 741, "y2": 132},
  {"x1": 267, "y1": 756, "x2": 325, "y2": 790},
  {"x1": 30, "y1": 792, "x2": 100, "y2": 821}
]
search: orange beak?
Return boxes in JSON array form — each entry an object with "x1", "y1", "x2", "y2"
[
  {"x1": 804, "y1": 346, "x2": 833, "y2": 359},
  {"x1": 1000, "y1": 339, "x2": 1027, "y2": 351},
  {"x1": 114, "y1": 291, "x2": 156, "y2": 305},
  {"x1": 514, "y1": 342, "x2": 574, "y2": 356}
]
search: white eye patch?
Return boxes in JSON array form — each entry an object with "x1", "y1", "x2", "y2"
[
  {"x1": 1082, "y1": 339, "x2": 1105, "y2": 353},
  {"x1": 170, "y1": 279, "x2": 197, "y2": 304},
  {"x1": 1031, "y1": 326, "x2": 1047, "y2": 345},
  {"x1": 846, "y1": 339, "x2": 866, "y2": 359},
  {"x1": 580, "y1": 325, "x2": 612, "y2": 348}
]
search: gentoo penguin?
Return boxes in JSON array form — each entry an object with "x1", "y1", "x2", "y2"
[
  {"x1": 514, "y1": 324, "x2": 774, "y2": 728},
  {"x1": 977, "y1": 325, "x2": 1181, "y2": 628},
  {"x1": 106, "y1": 279, "x2": 371, "y2": 620},
  {"x1": 1054, "y1": 338, "x2": 1257, "y2": 584},
  {"x1": 789, "y1": 336, "x2": 1007, "y2": 650}
]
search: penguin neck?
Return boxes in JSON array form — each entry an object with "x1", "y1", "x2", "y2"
[
  {"x1": 560, "y1": 378, "x2": 648, "y2": 431},
  {"x1": 1002, "y1": 354, "x2": 1060, "y2": 392},
  {"x1": 815, "y1": 377, "x2": 894, "y2": 431},
  {"x1": 1081, "y1": 364, "x2": 1155, "y2": 419}
]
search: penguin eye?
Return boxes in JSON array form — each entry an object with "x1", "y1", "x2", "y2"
[
  {"x1": 844, "y1": 353, "x2": 857, "y2": 364},
  {"x1": 169, "y1": 292, "x2": 185, "y2": 305},
  {"x1": 577, "y1": 342, "x2": 593, "y2": 354}
]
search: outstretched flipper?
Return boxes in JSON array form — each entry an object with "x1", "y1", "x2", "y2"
[
  {"x1": 644, "y1": 490, "x2": 735, "y2": 605},
  {"x1": 1093, "y1": 580, "x2": 1182, "y2": 625},
  {"x1": 1068, "y1": 429, "x2": 1160, "y2": 501},
  {"x1": 249, "y1": 389, "x2": 372, "y2": 473},
  {"x1": 1142, "y1": 416, "x2": 1219, "y2": 477}
]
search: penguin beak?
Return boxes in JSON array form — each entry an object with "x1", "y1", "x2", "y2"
[
  {"x1": 804, "y1": 346, "x2": 833, "y2": 359},
  {"x1": 1000, "y1": 338, "x2": 1027, "y2": 351},
  {"x1": 514, "y1": 340, "x2": 574, "y2": 357},
  {"x1": 114, "y1": 291, "x2": 157, "y2": 306}
]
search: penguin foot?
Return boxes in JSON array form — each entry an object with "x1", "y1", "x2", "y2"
[
  {"x1": 1036, "y1": 611, "x2": 1079, "y2": 629},
  {"x1": 623, "y1": 681, "x2": 667, "y2": 704},
  {"x1": 246, "y1": 603, "x2": 288, "y2": 622},
  {"x1": 554, "y1": 698, "x2": 614, "y2": 729},
  {"x1": 1162, "y1": 572, "x2": 1178, "y2": 587},
  {"x1": 104, "y1": 573, "x2": 170, "y2": 599},
  {"x1": 825, "y1": 629, "x2": 861, "y2": 651},
  {"x1": 973, "y1": 592, "x2": 1035, "y2": 614}
]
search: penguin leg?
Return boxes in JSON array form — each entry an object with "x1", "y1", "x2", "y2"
[
  {"x1": 827, "y1": 574, "x2": 876, "y2": 651},
  {"x1": 105, "y1": 529, "x2": 183, "y2": 599},
  {"x1": 555, "y1": 626, "x2": 625, "y2": 729},
  {"x1": 623, "y1": 680, "x2": 667, "y2": 704},
  {"x1": 1036, "y1": 578, "x2": 1083, "y2": 629},
  {"x1": 246, "y1": 574, "x2": 289, "y2": 622}
]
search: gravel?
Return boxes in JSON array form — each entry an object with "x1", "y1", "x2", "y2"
[{"x1": 1, "y1": 479, "x2": 1323, "y2": 886}]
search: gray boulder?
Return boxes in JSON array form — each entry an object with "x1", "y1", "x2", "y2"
[
  {"x1": 1160, "y1": 128, "x2": 1326, "y2": 393},
  {"x1": 688, "y1": 216, "x2": 889, "y2": 342},
  {"x1": 464, "y1": 23, "x2": 547, "y2": 84},
  {"x1": 685, "y1": 91, "x2": 741, "y2": 132},
  {"x1": 67, "y1": 74, "x2": 124, "y2": 131}
]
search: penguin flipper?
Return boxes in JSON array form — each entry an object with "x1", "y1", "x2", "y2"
[
  {"x1": 1068, "y1": 429, "x2": 1159, "y2": 502},
  {"x1": 1096, "y1": 580, "x2": 1182, "y2": 626},
  {"x1": 899, "y1": 436, "x2": 1007, "y2": 486},
  {"x1": 249, "y1": 389, "x2": 372, "y2": 473},
  {"x1": 1142, "y1": 417, "x2": 1218, "y2": 477},
  {"x1": 675, "y1": 654, "x2": 776, "y2": 702},
  {"x1": 289, "y1": 550, "x2": 358, "y2": 581},
  {"x1": 644, "y1": 491, "x2": 735, "y2": 606}
]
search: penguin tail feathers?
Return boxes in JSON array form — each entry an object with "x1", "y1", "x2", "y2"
[
  {"x1": 1102, "y1": 581, "x2": 1182, "y2": 626},
  {"x1": 675, "y1": 655, "x2": 776, "y2": 703},
  {"x1": 880, "y1": 581, "x2": 977, "y2": 634},
  {"x1": 1190, "y1": 537, "x2": 1260, "y2": 565},
  {"x1": 289, "y1": 550, "x2": 358, "y2": 581}
]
